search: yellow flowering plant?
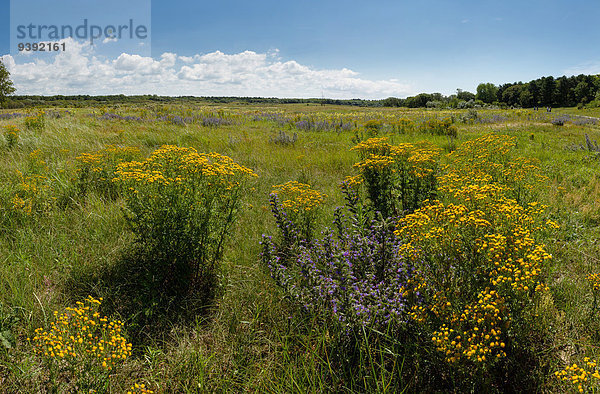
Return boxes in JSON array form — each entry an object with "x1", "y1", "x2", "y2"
[
  {"x1": 396, "y1": 134, "x2": 556, "y2": 380},
  {"x1": 391, "y1": 117, "x2": 415, "y2": 134},
  {"x1": 114, "y1": 145, "x2": 257, "y2": 297},
  {"x1": 363, "y1": 119, "x2": 384, "y2": 137},
  {"x1": 587, "y1": 273, "x2": 600, "y2": 312},
  {"x1": 3, "y1": 125, "x2": 19, "y2": 148},
  {"x1": 128, "y1": 383, "x2": 154, "y2": 393},
  {"x1": 441, "y1": 133, "x2": 547, "y2": 205},
  {"x1": 9, "y1": 150, "x2": 52, "y2": 219},
  {"x1": 555, "y1": 357, "x2": 600, "y2": 393},
  {"x1": 351, "y1": 137, "x2": 440, "y2": 217},
  {"x1": 24, "y1": 111, "x2": 45, "y2": 132},
  {"x1": 75, "y1": 145, "x2": 141, "y2": 198},
  {"x1": 420, "y1": 117, "x2": 457, "y2": 137},
  {"x1": 270, "y1": 181, "x2": 326, "y2": 241},
  {"x1": 29, "y1": 296, "x2": 132, "y2": 391},
  {"x1": 11, "y1": 172, "x2": 50, "y2": 217}
]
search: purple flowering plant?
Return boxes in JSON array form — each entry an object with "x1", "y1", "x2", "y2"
[{"x1": 261, "y1": 182, "x2": 417, "y2": 333}]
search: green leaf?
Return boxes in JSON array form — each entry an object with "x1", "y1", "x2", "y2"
[{"x1": 0, "y1": 330, "x2": 14, "y2": 349}]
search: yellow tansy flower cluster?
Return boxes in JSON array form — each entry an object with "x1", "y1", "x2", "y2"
[
  {"x1": 390, "y1": 117, "x2": 415, "y2": 133},
  {"x1": 11, "y1": 170, "x2": 50, "y2": 215},
  {"x1": 114, "y1": 145, "x2": 257, "y2": 191},
  {"x1": 28, "y1": 149, "x2": 48, "y2": 171},
  {"x1": 408, "y1": 287, "x2": 451, "y2": 324},
  {"x1": 76, "y1": 145, "x2": 142, "y2": 195},
  {"x1": 128, "y1": 383, "x2": 154, "y2": 393},
  {"x1": 29, "y1": 296, "x2": 132, "y2": 371},
  {"x1": 3, "y1": 124, "x2": 19, "y2": 148},
  {"x1": 396, "y1": 134, "x2": 555, "y2": 368},
  {"x1": 441, "y1": 134, "x2": 547, "y2": 203},
  {"x1": 76, "y1": 145, "x2": 141, "y2": 173},
  {"x1": 351, "y1": 137, "x2": 392, "y2": 156},
  {"x1": 484, "y1": 232, "x2": 551, "y2": 293},
  {"x1": 271, "y1": 181, "x2": 327, "y2": 213},
  {"x1": 351, "y1": 137, "x2": 441, "y2": 179},
  {"x1": 349, "y1": 137, "x2": 440, "y2": 216},
  {"x1": 24, "y1": 111, "x2": 45, "y2": 132},
  {"x1": 343, "y1": 174, "x2": 363, "y2": 188},
  {"x1": 555, "y1": 358, "x2": 600, "y2": 393},
  {"x1": 113, "y1": 144, "x2": 257, "y2": 279},
  {"x1": 587, "y1": 273, "x2": 600, "y2": 292},
  {"x1": 432, "y1": 288, "x2": 508, "y2": 364}
]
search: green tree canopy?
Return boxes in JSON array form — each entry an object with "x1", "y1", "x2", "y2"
[
  {"x1": 476, "y1": 83, "x2": 498, "y2": 104},
  {"x1": 0, "y1": 60, "x2": 16, "y2": 106}
]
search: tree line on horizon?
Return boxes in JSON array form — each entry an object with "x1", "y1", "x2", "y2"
[
  {"x1": 383, "y1": 74, "x2": 600, "y2": 109},
  {"x1": 1, "y1": 57, "x2": 599, "y2": 109}
]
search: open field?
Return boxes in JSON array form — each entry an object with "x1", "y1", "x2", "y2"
[{"x1": 1, "y1": 104, "x2": 600, "y2": 392}]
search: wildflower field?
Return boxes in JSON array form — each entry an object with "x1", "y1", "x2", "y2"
[{"x1": 1, "y1": 104, "x2": 600, "y2": 392}]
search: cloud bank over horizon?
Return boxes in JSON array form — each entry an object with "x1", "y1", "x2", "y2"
[{"x1": 0, "y1": 39, "x2": 414, "y2": 100}]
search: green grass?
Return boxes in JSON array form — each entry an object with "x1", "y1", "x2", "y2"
[{"x1": 1, "y1": 105, "x2": 600, "y2": 392}]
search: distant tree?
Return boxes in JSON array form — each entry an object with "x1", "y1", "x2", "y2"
[
  {"x1": 574, "y1": 81, "x2": 591, "y2": 104},
  {"x1": 592, "y1": 75, "x2": 600, "y2": 92},
  {"x1": 502, "y1": 85, "x2": 523, "y2": 107},
  {"x1": 526, "y1": 80, "x2": 540, "y2": 106},
  {"x1": 519, "y1": 87, "x2": 534, "y2": 108},
  {"x1": 554, "y1": 77, "x2": 573, "y2": 107},
  {"x1": 476, "y1": 83, "x2": 498, "y2": 104},
  {"x1": 430, "y1": 92, "x2": 444, "y2": 102},
  {"x1": 447, "y1": 95, "x2": 460, "y2": 108},
  {"x1": 540, "y1": 76, "x2": 556, "y2": 106},
  {"x1": 405, "y1": 93, "x2": 432, "y2": 108},
  {"x1": 456, "y1": 89, "x2": 475, "y2": 101},
  {"x1": 381, "y1": 97, "x2": 403, "y2": 107},
  {"x1": 0, "y1": 60, "x2": 16, "y2": 106},
  {"x1": 496, "y1": 83, "x2": 512, "y2": 103}
]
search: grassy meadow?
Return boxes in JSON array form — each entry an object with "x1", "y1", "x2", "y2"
[{"x1": 1, "y1": 104, "x2": 600, "y2": 392}]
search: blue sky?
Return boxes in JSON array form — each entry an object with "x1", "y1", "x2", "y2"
[{"x1": 1, "y1": 0, "x2": 599, "y2": 98}]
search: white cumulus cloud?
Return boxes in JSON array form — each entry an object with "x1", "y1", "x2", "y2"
[{"x1": 1, "y1": 38, "x2": 413, "y2": 99}]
